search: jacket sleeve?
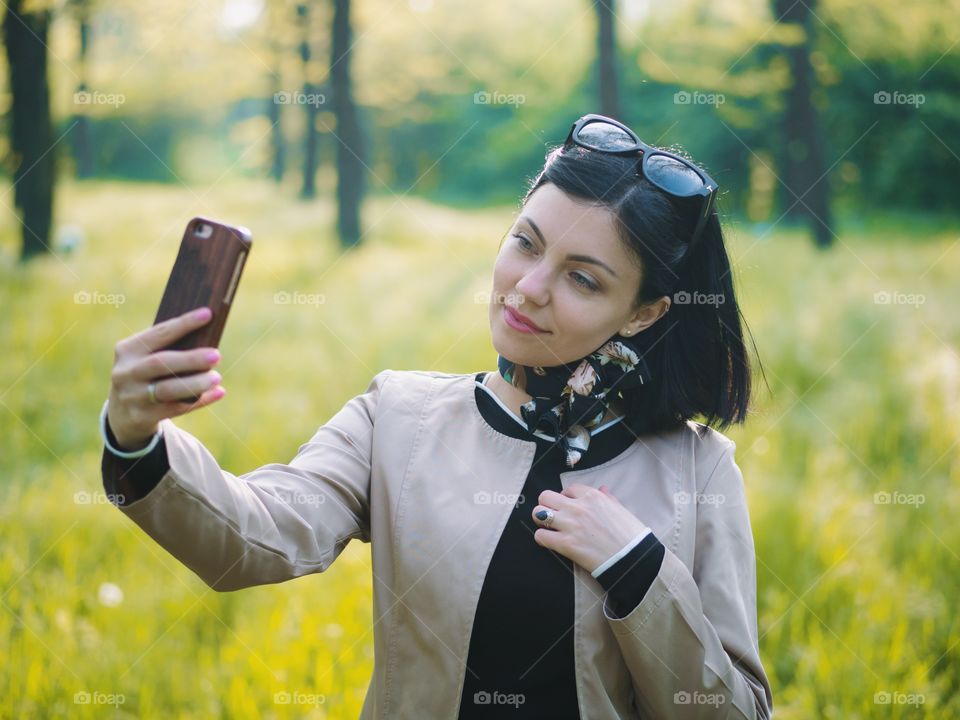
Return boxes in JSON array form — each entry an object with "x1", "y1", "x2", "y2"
[
  {"x1": 101, "y1": 369, "x2": 391, "y2": 592},
  {"x1": 602, "y1": 440, "x2": 774, "y2": 719}
]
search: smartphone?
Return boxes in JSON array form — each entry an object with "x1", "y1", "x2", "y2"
[{"x1": 151, "y1": 217, "x2": 252, "y2": 396}]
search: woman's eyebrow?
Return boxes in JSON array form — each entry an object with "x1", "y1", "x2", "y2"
[{"x1": 519, "y1": 215, "x2": 618, "y2": 279}]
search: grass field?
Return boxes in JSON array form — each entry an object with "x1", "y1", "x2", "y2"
[{"x1": 2, "y1": 178, "x2": 958, "y2": 718}]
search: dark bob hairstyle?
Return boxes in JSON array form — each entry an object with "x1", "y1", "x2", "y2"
[{"x1": 520, "y1": 137, "x2": 762, "y2": 439}]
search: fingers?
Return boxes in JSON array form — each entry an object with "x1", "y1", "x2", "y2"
[
  {"x1": 532, "y1": 504, "x2": 565, "y2": 530},
  {"x1": 118, "y1": 306, "x2": 213, "y2": 358},
  {"x1": 150, "y1": 370, "x2": 222, "y2": 404},
  {"x1": 167, "y1": 384, "x2": 227, "y2": 416},
  {"x1": 538, "y1": 489, "x2": 575, "y2": 509},
  {"x1": 126, "y1": 346, "x2": 221, "y2": 383}
]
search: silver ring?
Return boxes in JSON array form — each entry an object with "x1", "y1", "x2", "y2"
[
  {"x1": 541, "y1": 508, "x2": 555, "y2": 528},
  {"x1": 147, "y1": 382, "x2": 159, "y2": 404}
]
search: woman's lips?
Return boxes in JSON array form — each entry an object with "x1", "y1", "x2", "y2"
[{"x1": 503, "y1": 305, "x2": 548, "y2": 334}]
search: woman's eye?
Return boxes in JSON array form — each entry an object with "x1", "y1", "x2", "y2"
[
  {"x1": 513, "y1": 233, "x2": 599, "y2": 292},
  {"x1": 572, "y1": 273, "x2": 599, "y2": 292},
  {"x1": 514, "y1": 233, "x2": 534, "y2": 251}
]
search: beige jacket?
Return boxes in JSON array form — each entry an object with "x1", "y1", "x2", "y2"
[{"x1": 103, "y1": 369, "x2": 774, "y2": 719}]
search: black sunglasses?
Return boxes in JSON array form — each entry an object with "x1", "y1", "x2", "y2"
[{"x1": 564, "y1": 113, "x2": 718, "y2": 257}]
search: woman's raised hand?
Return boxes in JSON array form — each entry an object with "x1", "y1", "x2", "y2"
[{"x1": 106, "y1": 306, "x2": 226, "y2": 450}]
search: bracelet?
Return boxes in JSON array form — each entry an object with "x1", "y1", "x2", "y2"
[{"x1": 99, "y1": 399, "x2": 164, "y2": 459}]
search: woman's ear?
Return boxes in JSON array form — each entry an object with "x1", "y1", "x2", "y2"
[{"x1": 622, "y1": 295, "x2": 671, "y2": 336}]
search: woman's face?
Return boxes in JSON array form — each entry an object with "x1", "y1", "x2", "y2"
[{"x1": 489, "y1": 182, "x2": 670, "y2": 368}]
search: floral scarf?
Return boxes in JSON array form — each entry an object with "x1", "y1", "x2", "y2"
[{"x1": 496, "y1": 334, "x2": 650, "y2": 468}]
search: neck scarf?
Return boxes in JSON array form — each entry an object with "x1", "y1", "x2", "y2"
[{"x1": 496, "y1": 333, "x2": 650, "y2": 468}]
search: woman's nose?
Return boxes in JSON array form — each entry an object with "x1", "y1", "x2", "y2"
[{"x1": 514, "y1": 266, "x2": 550, "y2": 304}]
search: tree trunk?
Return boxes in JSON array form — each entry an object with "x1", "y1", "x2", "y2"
[
  {"x1": 73, "y1": 4, "x2": 94, "y2": 179},
  {"x1": 297, "y1": 2, "x2": 318, "y2": 199},
  {"x1": 595, "y1": 0, "x2": 620, "y2": 119},
  {"x1": 331, "y1": 0, "x2": 364, "y2": 248},
  {"x1": 773, "y1": 0, "x2": 834, "y2": 248},
  {"x1": 268, "y1": 67, "x2": 286, "y2": 183},
  {"x1": 4, "y1": 0, "x2": 56, "y2": 261}
]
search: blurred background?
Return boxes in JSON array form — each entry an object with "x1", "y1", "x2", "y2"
[{"x1": 1, "y1": 0, "x2": 958, "y2": 717}]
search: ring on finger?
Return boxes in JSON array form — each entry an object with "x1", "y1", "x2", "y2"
[
  {"x1": 535, "y1": 507, "x2": 556, "y2": 529},
  {"x1": 147, "y1": 382, "x2": 160, "y2": 404}
]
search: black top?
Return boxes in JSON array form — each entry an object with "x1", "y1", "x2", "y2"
[
  {"x1": 459, "y1": 372, "x2": 664, "y2": 719},
  {"x1": 100, "y1": 372, "x2": 665, "y2": 718}
]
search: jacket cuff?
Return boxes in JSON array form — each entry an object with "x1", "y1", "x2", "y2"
[
  {"x1": 595, "y1": 531, "x2": 665, "y2": 618},
  {"x1": 101, "y1": 415, "x2": 171, "y2": 507}
]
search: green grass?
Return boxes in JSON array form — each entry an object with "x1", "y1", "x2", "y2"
[{"x1": 2, "y1": 178, "x2": 958, "y2": 718}]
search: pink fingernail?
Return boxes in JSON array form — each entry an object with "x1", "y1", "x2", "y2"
[
  {"x1": 206, "y1": 350, "x2": 220, "y2": 363},
  {"x1": 194, "y1": 307, "x2": 212, "y2": 320}
]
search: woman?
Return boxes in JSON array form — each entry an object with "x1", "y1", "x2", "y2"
[{"x1": 100, "y1": 114, "x2": 773, "y2": 719}]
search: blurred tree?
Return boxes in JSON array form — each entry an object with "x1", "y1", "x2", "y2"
[
  {"x1": 772, "y1": 0, "x2": 834, "y2": 248},
  {"x1": 595, "y1": 0, "x2": 621, "y2": 118},
  {"x1": 297, "y1": 2, "x2": 320, "y2": 199},
  {"x1": 266, "y1": 4, "x2": 287, "y2": 184},
  {"x1": 330, "y1": 0, "x2": 365, "y2": 248},
  {"x1": 67, "y1": 0, "x2": 94, "y2": 179},
  {"x1": 3, "y1": 0, "x2": 56, "y2": 262}
]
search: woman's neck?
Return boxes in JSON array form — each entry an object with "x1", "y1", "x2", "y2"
[{"x1": 482, "y1": 370, "x2": 625, "y2": 425}]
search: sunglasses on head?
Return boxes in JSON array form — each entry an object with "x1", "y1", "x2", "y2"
[{"x1": 564, "y1": 113, "x2": 718, "y2": 257}]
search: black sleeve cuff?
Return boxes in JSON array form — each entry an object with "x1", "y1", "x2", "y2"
[
  {"x1": 596, "y1": 532, "x2": 666, "y2": 618},
  {"x1": 101, "y1": 414, "x2": 170, "y2": 507}
]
